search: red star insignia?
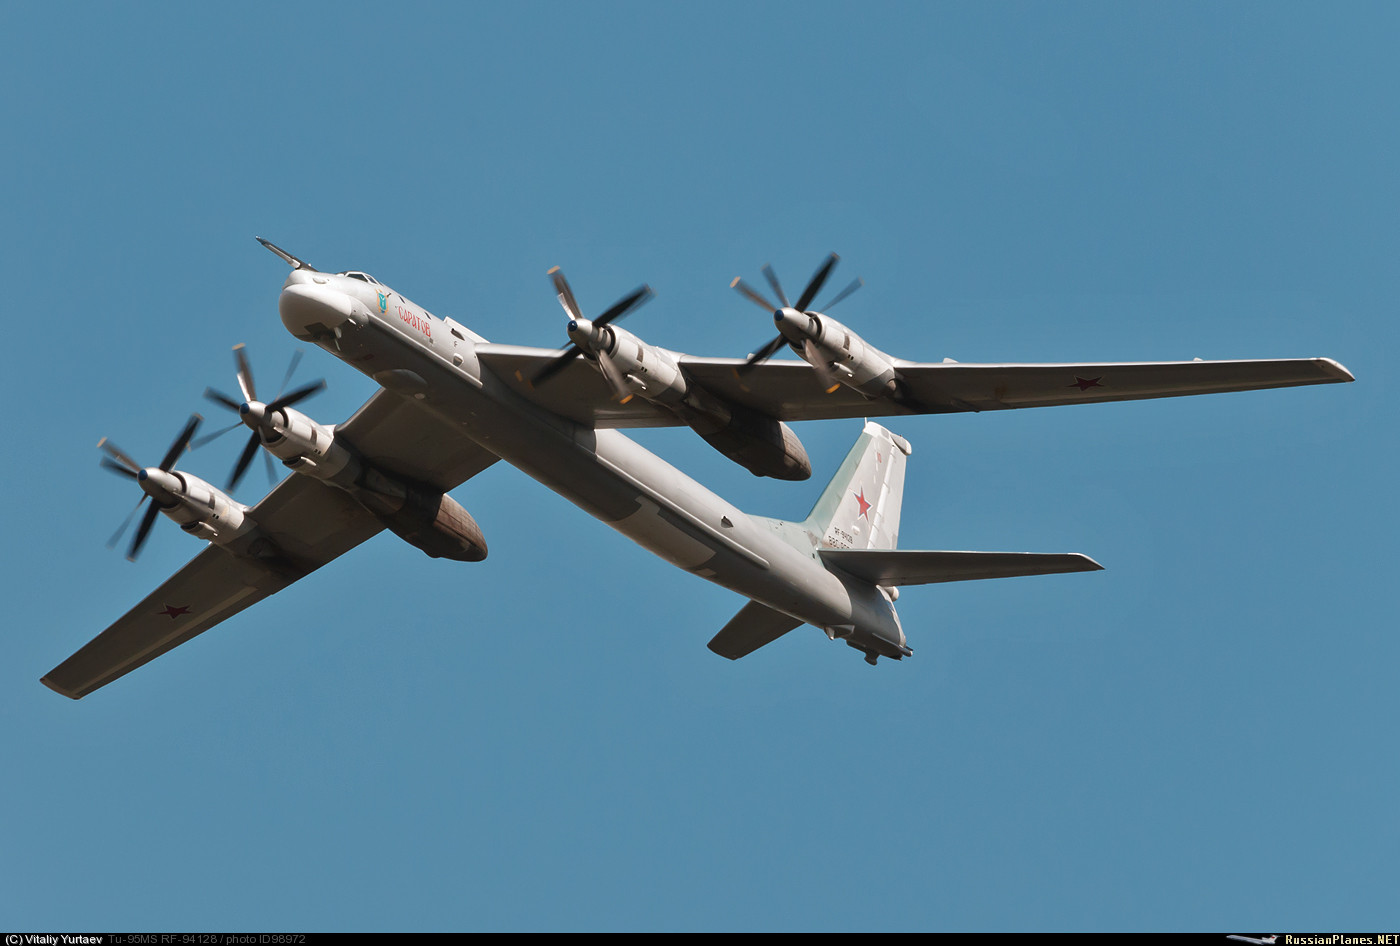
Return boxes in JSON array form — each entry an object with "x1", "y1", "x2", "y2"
[
  {"x1": 854, "y1": 489, "x2": 872, "y2": 519},
  {"x1": 1069, "y1": 376, "x2": 1103, "y2": 391},
  {"x1": 158, "y1": 604, "x2": 191, "y2": 619}
]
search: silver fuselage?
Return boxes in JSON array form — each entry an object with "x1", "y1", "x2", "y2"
[{"x1": 277, "y1": 270, "x2": 905, "y2": 656}]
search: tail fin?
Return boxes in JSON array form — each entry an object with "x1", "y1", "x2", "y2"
[{"x1": 803, "y1": 421, "x2": 911, "y2": 551}]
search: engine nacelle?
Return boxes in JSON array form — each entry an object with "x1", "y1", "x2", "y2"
[
  {"x1": 138, "y1": 468, "x2": 268, "y2": 555},
  {"x1": 602, "y1": 326, "x2": 690, "y2": 404},
  {"x1": 789, "y1": 311, "x2": 902, "y2": 400},
  {"x1": 672, "y1": 385, "x2": 811, "y2": 481},
  {"x1": 350, "y1": 466, "x2": 488, "y2": 562},
  {"x1": 260, "y1": 407, "x2": 361, "y2": 485}
]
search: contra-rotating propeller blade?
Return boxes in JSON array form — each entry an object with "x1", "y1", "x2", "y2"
[
  {"x1": 268, "y1": 379, "x2": 327, "y2": 412},
  {"x1": 794, "y1": 253, "x2": 838, "y2": 312},
  {"x1": 229, "y1": 432, "x2": 264, "y2": 493},
  {"x1": 127, "y1": 503, "x2": 163, "y2": 563},
  {"x1": 594, "y1": 348, "x2": 634, "y2": 403},
  {"x1": 531, "y1": 342, "x2": 587, "y2": 388}
]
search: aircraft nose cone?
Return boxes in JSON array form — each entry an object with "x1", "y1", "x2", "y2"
[{"x1": 279, "y1": 283, "x2": 360, "y2": 341}]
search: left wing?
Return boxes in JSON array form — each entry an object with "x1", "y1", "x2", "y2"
[
  {"x1": 479, "y1": 344, "x2": 1353, "y2": 428},
  {"x1": 43, "y1": 389, "x2": 500, "y2": 699}
]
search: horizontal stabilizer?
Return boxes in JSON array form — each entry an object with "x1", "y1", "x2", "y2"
[
  {"x1": 819, "y1": 549, "x2": 1104, "y2": 586},
  {"x1": 707, "y1": 600, "x2": 804, "y2": 660}
]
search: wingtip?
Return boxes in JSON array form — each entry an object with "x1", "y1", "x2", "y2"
[
  {"x1": 1317, "y1": 357, "x2": 1355, "y2": 382},
  {"x1": 39, "y1": 675, "x2": 82, "y2": 700},
  {"x1": 1075, "y1": 554, "x2": 1106, "y2": 572}
]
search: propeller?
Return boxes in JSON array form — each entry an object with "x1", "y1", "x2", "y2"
[
  {"x1": 99, "y1": 414, "x2": 203, "y2": 561},
  {"x1": 531, "y1": 267, "x2": 654, "y2": 401},
  {"x1": 199, "y1": 344, "x2": 326, "y2": 490},
  {"x1": 731, "y1": 253, "x2": 863, "y2": 371}
]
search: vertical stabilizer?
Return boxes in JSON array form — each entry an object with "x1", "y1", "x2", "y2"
[{"x1": 802, "y1": 421, "x2": 911, "y2": 551}]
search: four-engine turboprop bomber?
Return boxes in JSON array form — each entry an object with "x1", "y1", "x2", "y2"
[{"x1": 41, "y1": 240, "x2": 1355, "y2": 698}]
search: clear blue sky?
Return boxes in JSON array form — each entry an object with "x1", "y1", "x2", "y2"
[{"x1": 3, "y1": 1, "x2": 1394, "y2": 932}]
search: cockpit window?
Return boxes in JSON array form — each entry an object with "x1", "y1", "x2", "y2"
[{"x1": 339, "y1": 271, "x2": 381, "y2": 285}]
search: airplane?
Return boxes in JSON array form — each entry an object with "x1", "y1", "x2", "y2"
[
  {"x1": 1226, "y1": 936, "x2": 1278, "y2": 944},
  {"x1": 40, "y1": 241, "x2": 1354, "y2": 698}
]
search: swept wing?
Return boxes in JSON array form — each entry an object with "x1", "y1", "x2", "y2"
[
  {"x1": 478, "y1": 345, "x2": 1352, "y2": 427},
  {"x1": 43, "y1": 390, "x2": 499, "y2": 698}
]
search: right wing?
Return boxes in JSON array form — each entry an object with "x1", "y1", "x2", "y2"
[{"x1": 43, "y1": 389, "x2": 500, "y2": 699}]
